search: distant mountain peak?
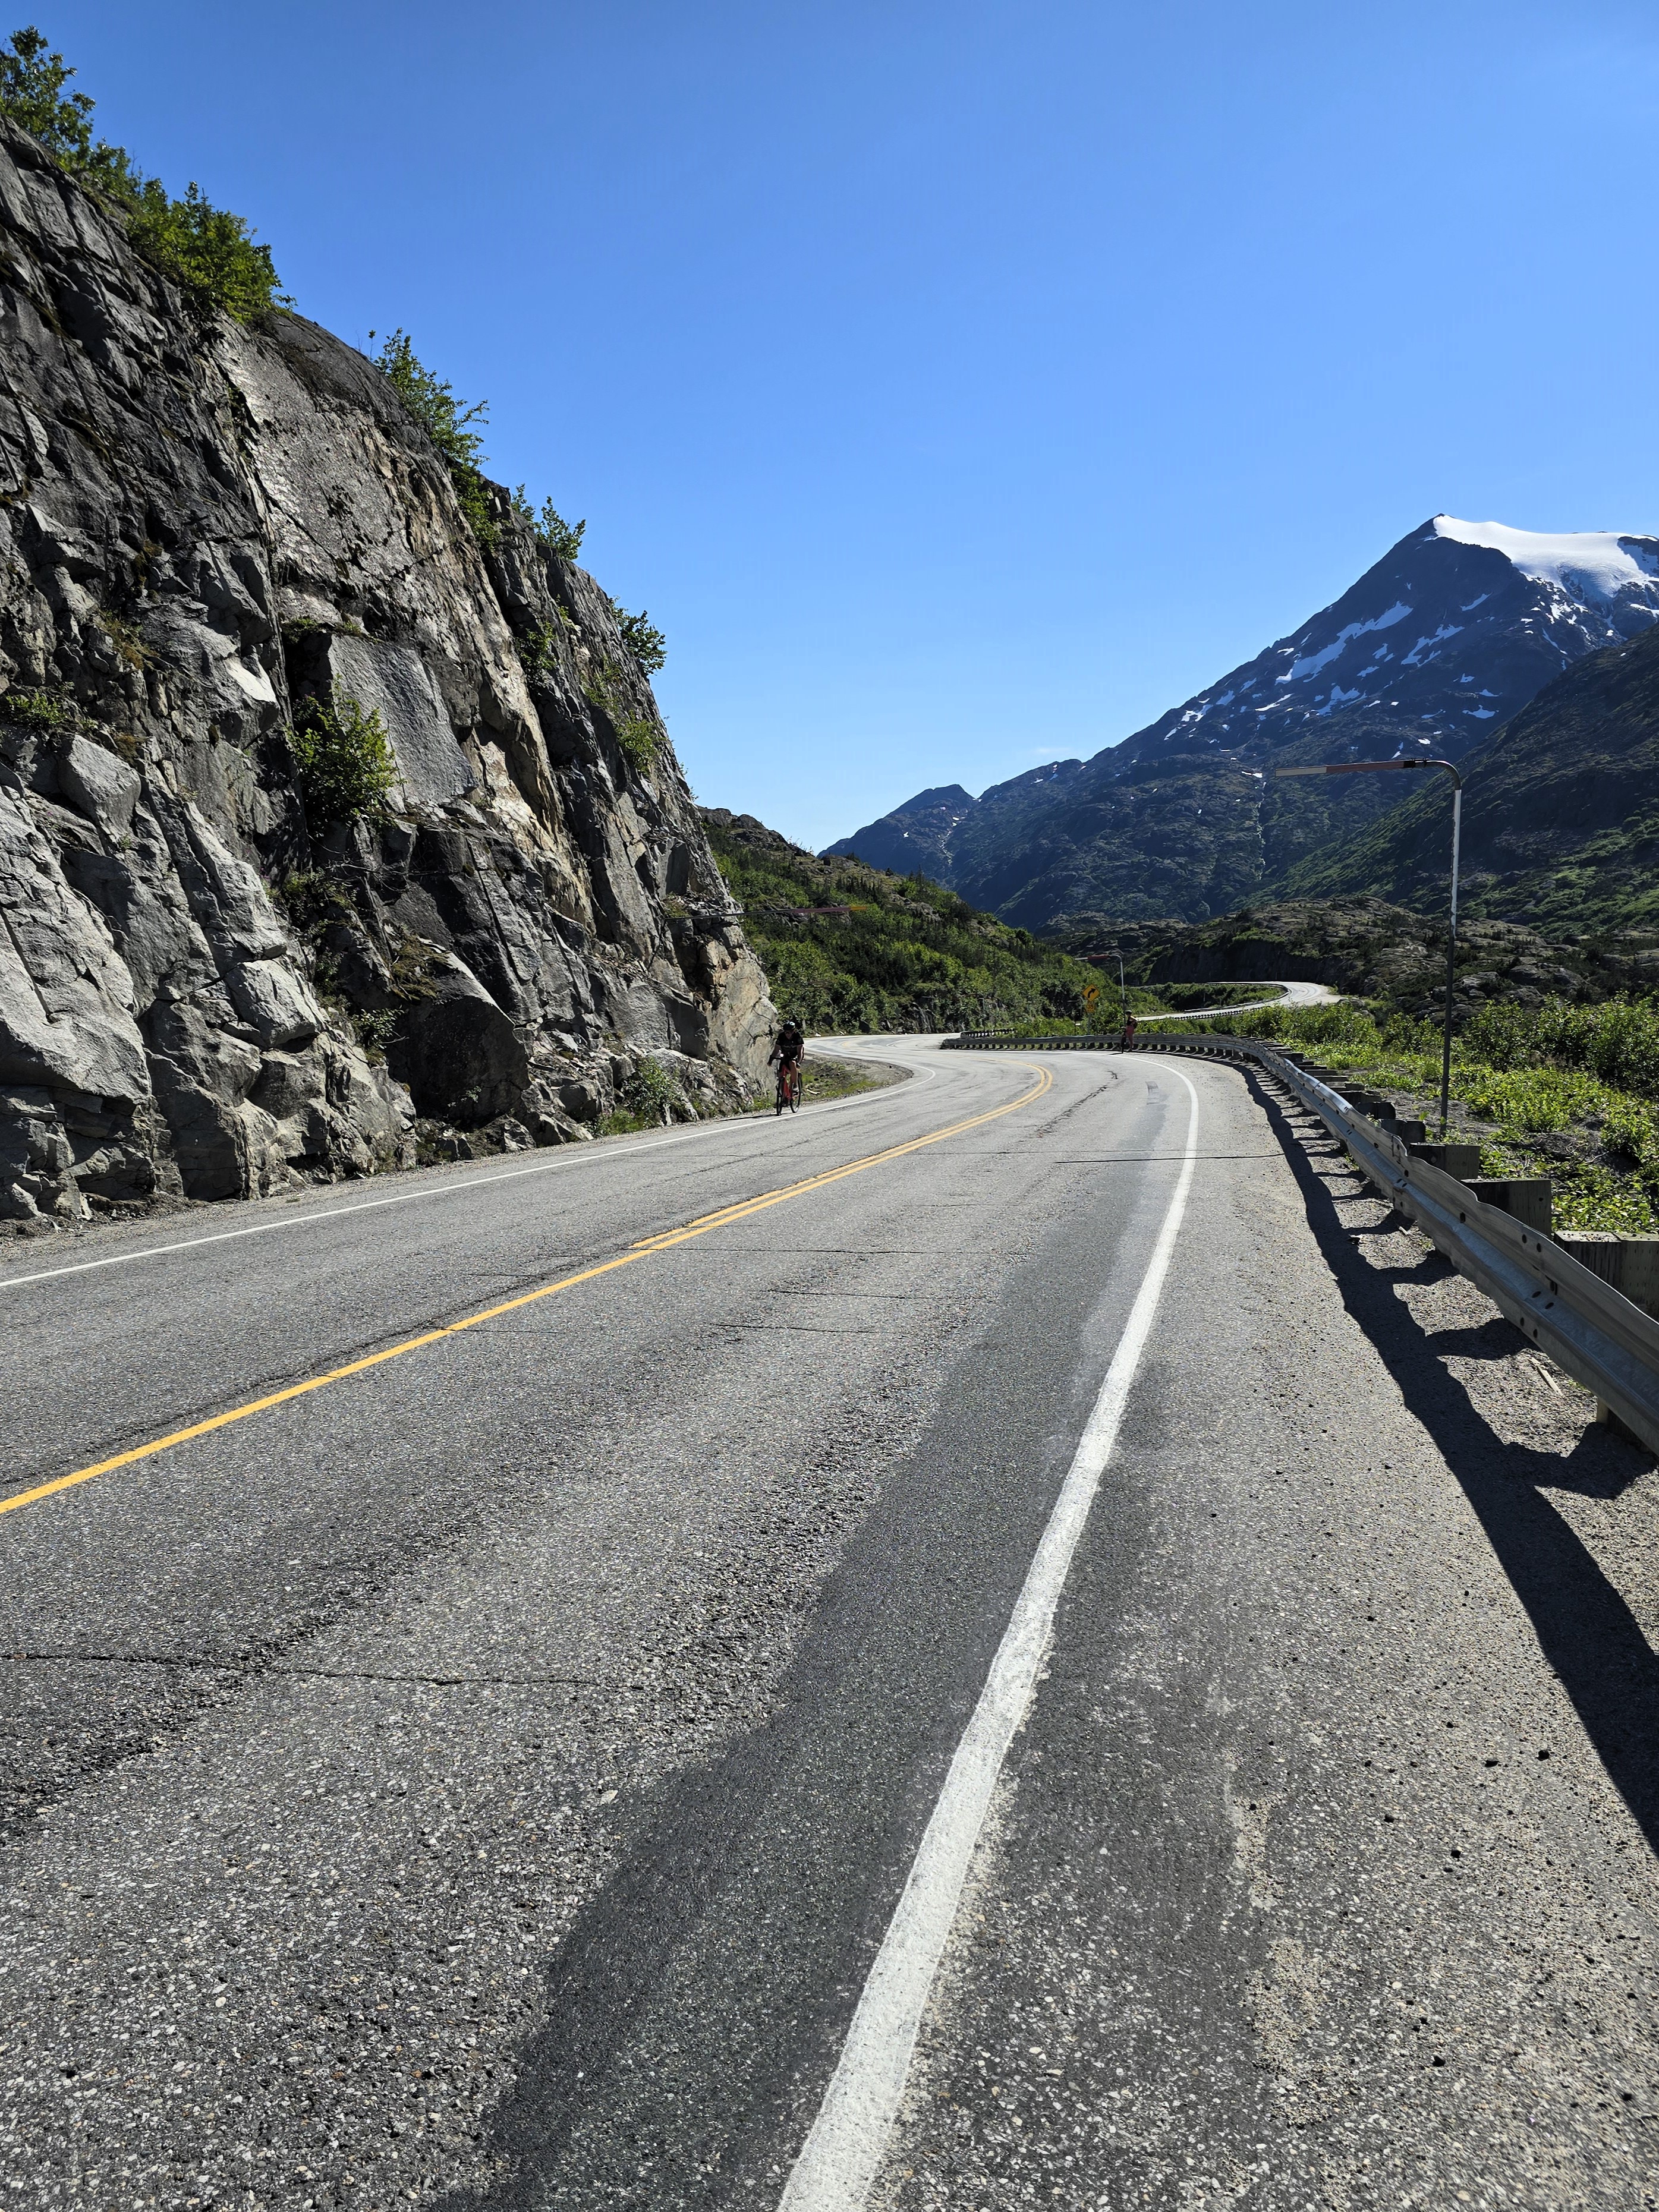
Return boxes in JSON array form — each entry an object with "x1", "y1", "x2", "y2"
[
  {"x1": 898, "y1": 783, "x2": 976, "y2": 810},
  {"x1": 822, "y1": 512, "x2": 1659, "y2": 928}
]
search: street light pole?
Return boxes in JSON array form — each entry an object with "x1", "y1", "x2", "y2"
[
  {"x1": 1107, "y1": 946, "x2": 1127, "y2": 1032},
  {"x1": 1273, "y1": 757, "x2": 1465, "y2": 1133}
]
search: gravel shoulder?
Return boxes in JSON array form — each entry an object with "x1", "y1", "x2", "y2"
[{"x1": 870, "y1": 1053, "x2": 1659, "y2": 2211}]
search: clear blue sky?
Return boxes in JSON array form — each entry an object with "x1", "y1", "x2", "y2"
[{"x1": 44, "y1": 1, "x2": 1659, "y2": 849}]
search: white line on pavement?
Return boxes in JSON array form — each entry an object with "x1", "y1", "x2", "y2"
[
  {"x1": 777, "y1": 1065, "x2": 1201, "y2": 2210},
  {"x1": 0, "y1": 1044, "x2": 943, "y2": 1294}
]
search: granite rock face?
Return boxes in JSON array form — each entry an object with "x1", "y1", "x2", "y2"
[{"x1": 0, "y1": 119, "x2": 774, "y2": 1227}]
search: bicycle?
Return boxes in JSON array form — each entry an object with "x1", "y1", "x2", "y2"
[{"x1": 775, "y1": 1059, "x2": 802, "y2": 1114}]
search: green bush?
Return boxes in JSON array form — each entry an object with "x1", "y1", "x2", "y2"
[
  {"x1": 516, "y1": 621, "x2": 560, "y2": 683},
  {"x1": 578, "y1": 653, "x2": 663, "y2": 776},
  {"x1": 1553, "y1": 1165, "x2": 1659, "y2": 1236},
  {"x1": 127, "y1": 179, "x2": 282, "y2": 323},
  {"x1": 1, "y1": 685, "x2": 77, "y2": 730},
  {"x1": 1463, "y1": 995, "x2": 1659, "y2": 1098},
  {"x1": 614, "y1": 606, "x2": 666, "y2": 675},
  {"x1": 1603, "y1": 1096, "x2": 1657, "y2": 1167},
  {"x1": 277, "y1": 868, "x2": 355, "y2": 936},
  {"x1": 507, "y1": 491, "x2": 587, "y2": 562},
  {"x1": 615, "y1": 716, "x2": 664, "y2": 774},
  {"x1": 0, "y1": 28, "x2": 284, "y2": 320},
  {"x1": 373, "y1": 330, "x2": 493, "y2": 543},
  {"x1": 537, "y1": 500, "x2": 585, "y2": 562},
  {"x1": 1180, "y1": 988, "x2": 1659, "y2": 1232},
  {"x1": 599, "y1": 1055, "x2": 684, "y2": 1133},
  {"x1": 625, "y1": 1057, "x2": 680, "y2": 1117},
  {"x1": 288, "y1": 691, "x2": 397, "y2": 825},
  {"x1": 353, "y1": 1008, "x2": 398, "y2": 1062},
  {"x1": 1456, "y1": 1064, "x2": 1606, "y2": 1134}
]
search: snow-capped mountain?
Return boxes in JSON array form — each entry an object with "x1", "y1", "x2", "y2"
[
  {"x1": 1132, "y1": 515, "x2": 1659, "y2": 762},
  {"x1": 824, "y1": 516, "x2": 1659, "y2": 924}
]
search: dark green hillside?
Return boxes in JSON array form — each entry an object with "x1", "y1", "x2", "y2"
[
  {"x1": 700, "y1": 809, "x2": 1107, "y2": 1032},
  {"x1": 1285, "y1": 622, "x2": 1659, "y2": 934},
  {"x1": 1046, "y1": 895, "x2": 1659, "y2": 1023}
]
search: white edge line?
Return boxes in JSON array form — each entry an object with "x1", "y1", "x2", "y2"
[
  {"x1": 777, "y1": 1066, "x2": 1201, "y2": 2211},
  {"x1": 0, "y1": 1040, "x2": 944, "y2": 1295}
]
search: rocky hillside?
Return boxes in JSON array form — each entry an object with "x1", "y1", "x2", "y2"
[
  {"x1": 0, "y1": 118, "x2": 775, "y2": 1230},
  {"x1": 827, "y1": 517, "x2": 1659, "y2": 927},
  {"x1": 1285, "y1": 619, "x2": 1659, "y2": 938}
]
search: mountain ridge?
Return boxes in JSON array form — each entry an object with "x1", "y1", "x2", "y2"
[
  {"x1": 826, "y1": 515, "x2": 1659, "y2": 927},
  {"x1": 1285, "y1": 618, "x2": 1659, "y2": 937}
]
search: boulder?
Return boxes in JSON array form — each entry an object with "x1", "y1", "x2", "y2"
[{"x1": 58, "y1": 734, "x2": 140, "y2": 840}]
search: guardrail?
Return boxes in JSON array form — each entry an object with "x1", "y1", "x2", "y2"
[
  {"x1": 946, "y1": 1027, "x2": 1659, "y2": 1452},
  {"x1": 946, "y1": 1032, "x2": 1127, "y2": 1051}
]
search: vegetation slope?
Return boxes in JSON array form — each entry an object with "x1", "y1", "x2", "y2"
[
  {"x1": 701, "y1": 809, "x2": 1118, "y2": 1033},
  {"x1": 1284, "y1": 621, "x2": 1659, "y2": 935},
  {"x1": 1164, "y1": 992, "x2": 1659, "y2": 1234}
]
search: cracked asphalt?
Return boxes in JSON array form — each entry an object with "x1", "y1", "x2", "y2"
[{"x1": 0, "y1": 1041, "x2": 1654, "y2": 2209}]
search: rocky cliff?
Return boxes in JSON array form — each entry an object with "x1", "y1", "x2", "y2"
[{"x1": 0, "y1": 119, "x2": 775, "y2": 1230}]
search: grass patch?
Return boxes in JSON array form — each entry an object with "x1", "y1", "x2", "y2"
[{"x1": 746, "y1": 1055, "x2": 898, "y2": 1112}]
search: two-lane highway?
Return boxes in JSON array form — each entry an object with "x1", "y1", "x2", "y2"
[{"x1": 1, "y1": 1041, "x2": 1654, "y2": 2208}]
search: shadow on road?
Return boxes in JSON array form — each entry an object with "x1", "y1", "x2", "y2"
[{"x1": 1249, "y1": 1071, "x2": 1659, "y2": 1853}]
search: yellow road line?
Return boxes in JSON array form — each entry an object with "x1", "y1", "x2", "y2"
[{"x1": 2, "y1": 1062, "x2": 1053, "y2": 1522}]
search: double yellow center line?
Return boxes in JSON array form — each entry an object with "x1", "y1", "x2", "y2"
[{"x1": 2, "y1": 1062, "x2": 1053, "y2": 1521}]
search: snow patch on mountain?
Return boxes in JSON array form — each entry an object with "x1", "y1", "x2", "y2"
[
  {"x1": 1433, "y1": 516, "x2": 1659, "y2": 603},
  {"x1": 1282, "y1": 601, "x2": 1411, "y2": 683}
]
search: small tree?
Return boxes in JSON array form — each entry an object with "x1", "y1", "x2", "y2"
[
  {"x1": 614, "y1": 605, "x2": 666, "y2": 675},
  {"x1": 288, "y1": 691, "x2": 397, "y2": 825},
  {"x1": 0, "y1": 25, "x2": 133, "y2": 195},
  {"x1": 373, "y1": 329, "x2": 494, "y2": 542},
  {"x1": 537, "y1": 500, "x2": 586, "y2": 562}
]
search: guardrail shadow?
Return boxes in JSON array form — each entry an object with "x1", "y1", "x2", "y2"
[{"x1": 1246, "y1": 1069, "x2": 1659, "y2": 1852}]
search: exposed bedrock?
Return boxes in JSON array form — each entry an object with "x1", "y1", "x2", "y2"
[{"x1": 0, "y1": 118, "x2": 774, "y2": 1228}]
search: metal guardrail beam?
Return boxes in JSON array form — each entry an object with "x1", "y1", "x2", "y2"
[
  {"x1": 945, "y1": 1033, "x2": 1125, "y2": 1050},
  {"x1": 945, "y1": 1026, "x2": 1659, "y2": 1452}
]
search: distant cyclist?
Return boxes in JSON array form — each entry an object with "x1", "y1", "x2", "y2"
[
  {"x1": 770, "y1": 1018, "x2": 805, "y2": 1113},
  {"x1": 1122, "y1": 1011, "x2": 1138, "y2": 1051}
]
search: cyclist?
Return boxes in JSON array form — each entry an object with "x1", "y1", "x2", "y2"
[{"x1": 770, "y1": 1018, "x2": 805, "y2": 1112}]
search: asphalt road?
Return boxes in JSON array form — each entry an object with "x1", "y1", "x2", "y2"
[
  {"x1": 1, "y1": 1040, "x2": 1654, "y2": 2210},
  {"x1": 1136, "y1": 981, "x2": 1342, "y2": 1024}
]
